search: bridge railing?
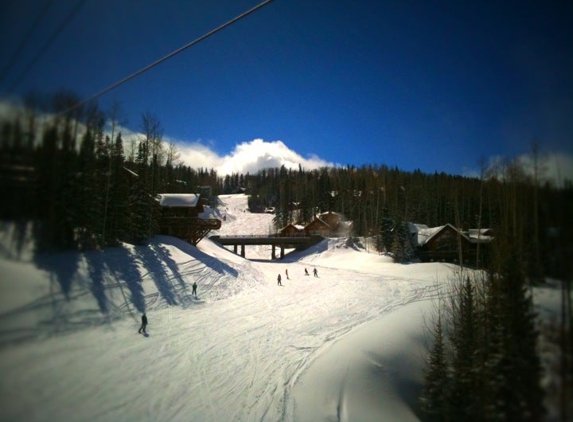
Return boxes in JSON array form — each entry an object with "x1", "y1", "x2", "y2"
[{"x1": 214, "y1": 233, "x2": 310, "y2": 239}]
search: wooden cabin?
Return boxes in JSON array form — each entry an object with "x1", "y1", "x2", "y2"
[
  {"x1": 279, "y1": 223, "x2": 305, "y2": 237},
  {"x1": 304, "y1": 217, "x2": 331, "y2": 237},
  {"x1": 317, "y1": 211, "x2": 341, "y2": 232},
  {"x1": 157, "y1": 193, "x2": 220, "y2": 245},
  {"x1": 417, "y1": 223, "x2": 492, "y2": 265}
]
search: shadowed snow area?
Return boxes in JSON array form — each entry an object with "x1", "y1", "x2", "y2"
[{"x1": 0, "y1": 194, "x2": 562, "y2": 422}]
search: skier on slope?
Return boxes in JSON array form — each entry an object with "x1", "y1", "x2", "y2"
[
  {"x1": 192, "y1": 282, "x2": 197, "y2": 297},
  {"x1": 285, "y1": 269, "x2": 289, "y2": 280},
  {"x1": 138, "y1": 313, "x2": 148, "y2": 334},
  {"x1": 277, "y1": 274, "x2": 282, "y2": 286},
  {"x1": 313, "y1": 268, "x2": 318, "y2": 277}
]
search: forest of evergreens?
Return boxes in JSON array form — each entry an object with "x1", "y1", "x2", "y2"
[
  {"x1": 1, "y1": 95, "x2": 570, "y2": 275},
  {"x1": 1, "y1": 93, "x2": 571, "y2": 421}
]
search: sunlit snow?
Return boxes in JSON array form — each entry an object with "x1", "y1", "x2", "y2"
[{"x1": 0, "y1": 194, "x2": 562, "y2": 422}]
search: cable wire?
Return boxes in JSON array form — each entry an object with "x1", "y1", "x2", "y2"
[
  {"x1": 56, "y1": 0, "x2": 275, "y2": 118},
  {"x1": 7, "y1": 0, "x2": 90, "y2": 93},
  {"x1": 0, "y1": 0, "x2": 55, "y2": 84}
]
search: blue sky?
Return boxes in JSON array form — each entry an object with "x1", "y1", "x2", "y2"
[{"x1": 1, "y1": 0, "x2": 572, "y2": 178}]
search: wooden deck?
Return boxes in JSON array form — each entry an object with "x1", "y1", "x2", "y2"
[{"x1": 159, "y1": 217, "x2": 221, "y2": 245}]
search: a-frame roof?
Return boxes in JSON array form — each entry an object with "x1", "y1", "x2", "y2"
[
  {"x1": 417, "y1": 223, "x2": 472, "y2": 246},
  {"x1": 280, "y1": 223, "x2": 304, "y2": 232},
  {"x1": 305, "y1": 216, "x2": 330, "y2": 229}
]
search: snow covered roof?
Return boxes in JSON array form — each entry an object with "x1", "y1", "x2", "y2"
[
  {"x1": 318, "y1": 211, "x2": 341, "y2": 217},
  {"x1": 416, "y1": 225, "x2": 446, "y2": 246},
  {"x1": 468, "y1": 228, "x2": 490, "y2": 235},
  {"x1": 280, "y1": 223, "x2": 304, "y2": 232},
  {"x1": 408, "y1": 222, "x2": 429, "y2": 234},
  {"x1": 416, "y1": 224, "x2": 495, "y2": 246},
  {"x1": 157, "y1": 193, "x2": 200, "y2": 208},
  {"x1": 307, "y1": 216, "x2": 330, "y2": 229},
  {"x1": 466, "y1": 228, "x2": 494, "y2": 242}
]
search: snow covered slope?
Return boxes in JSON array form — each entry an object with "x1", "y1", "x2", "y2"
[{"x1": 0, "y1": 196, "x2": 562, "y2": 422}]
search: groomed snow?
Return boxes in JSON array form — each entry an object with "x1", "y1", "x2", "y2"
[{"x1": 0, "y1": 194, "x2": 562, "y2": 422}]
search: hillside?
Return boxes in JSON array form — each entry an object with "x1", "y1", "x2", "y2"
[{"x1": 0, "y1": 195, "x2": 562, "y2": 422}]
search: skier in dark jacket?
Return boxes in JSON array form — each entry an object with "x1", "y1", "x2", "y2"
[
  {"x1": 277, "y1": 274, "x2": 282, "y2": 286},
  {"x1": 138, "y1": 313, "x2": 148, "y2": 334},
  {"x1": 192, "y1": 282, "x2": 197, "y2": 296}
]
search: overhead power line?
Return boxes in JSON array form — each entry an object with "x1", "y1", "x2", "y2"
[
  {"x1": 58, "y1": 0, "x2": 276, "y2": 118},
  {"x1": 6, "y1": 0, "x2": 90, "y2": 93},
  {"x1": 0, "y1": 0, "x2": 55, "y2": 84}
]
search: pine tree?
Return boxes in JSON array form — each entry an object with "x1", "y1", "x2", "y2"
[
  {"x1": 449, "y1": 276, "x2": 479, "y2": 420},
  {"x1": 420, "y1": 313, "x2": 451, "y2": 421},
  {"x1": 126, "y1": 141, "x2": 158, "y2": 244},
  {"x1": 76, "y1": 127, "x2": 99, "y2": 249},
  {"x1": 496, "y1": 248, "x2": 545, "y2": 420},
  {"x1": 105, "y1": 132, "x2": 129, "y2": 245},
  {"x1": 378, "y1": 215, "x2": 394, "y2": 252},
  {"x1": 391, "y1": 220, "x2": 414, "y2": 263}
]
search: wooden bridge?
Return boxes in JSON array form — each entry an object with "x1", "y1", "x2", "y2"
[{"x1": 209, "y1": 234, "x2": 324, "y2": 259}]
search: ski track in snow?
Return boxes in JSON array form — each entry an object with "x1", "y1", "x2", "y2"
[{"x1": 0, "y1": 194, "x2": 449, "y2": 422}]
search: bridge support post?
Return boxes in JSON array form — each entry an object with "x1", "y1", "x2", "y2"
[
  {"x1": 280, "y1": 245, "x2": 285, "y2": 259},
  {"x1": 272, "y1": 244, "x2": 276, "y2": 260},
  {"x1": 234, "y1": 245, "x2": 238, "y2": 254},
  {"x1": 240, "y1": 244, "x2": 245, "y2": 257}
]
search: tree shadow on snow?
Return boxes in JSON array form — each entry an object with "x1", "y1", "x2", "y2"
[
  {"x1": 151, "y1": 242, "x2": 187, "y2": 290},
  {"x1": 0, "y1": 247, "x2": 132, "y2": 348},
  {"x1": 33, "y1": 250, "x2": 80, "y2": 300},
  {"x1": 154, "y1": 236, "x2": 238, "y2": 277},
  {"x1": 134, "y1": 245, "x2": 177, "y2": 306},
  {"x1": 0, "y1": 235, "x2": 242, "y2": 348},
  {"x1": 84, "y1": 251, "x2": 109, "y2": 314},
  {"x1": 96, "y1": 246, "x2": 146, "y2": 314}
]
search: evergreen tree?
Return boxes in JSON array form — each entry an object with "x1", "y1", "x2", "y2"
[
  {"x1": 378, "y1": 215, "x2": 394, "y2": 252},
  {"x1": 495, "y1": 248, "x2": 545, "y2": 420},
  {"x1": 126, "y1": 141, "x2": 158, "y2": 243},
  {"x1": 449, "y1": 276, "x2": 479, "y2": 420},
  {"x1": 420, "y1": 313, "x2": 451, "y2": 421},
  {"x1": 33, "y1": 125, "x2": 59, "y2": 251},
  {"x1": 105, "y1": 132, "x2": 129, "y2": 245},
  {"x1": 391, "y1": 220, "x2": 414, "y2": 263},
  {"x1": 76, "y1": 127, "x2": 100, "y2": 249}
]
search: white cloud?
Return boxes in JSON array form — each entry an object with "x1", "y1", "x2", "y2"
[
  {"x1": 174, "y1": 140, "x2": 226, "y2": 170},
  {"x1": 0, "y1": 99, "x2": 334, "y2": 174},
  {"x1": 174, "y1": 138, "x2": 335, "y2": 175},
  {"x1": 3, "y1": 98, "x2": 570, "y2": 183},
  {"x1": 463, "y1": 151, "x2": 573, "y2": 187},
  {"x1": 519, "y1": 151, "x2": 573, "y2": 187}
]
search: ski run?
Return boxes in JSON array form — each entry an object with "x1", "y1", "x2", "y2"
[{"x1": 0, "y1": 194, "x2": 562, "y2": 422}]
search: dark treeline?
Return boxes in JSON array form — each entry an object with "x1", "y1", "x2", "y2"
[
  {"x1": 0, "y1": 94, "x2": 222, "y2": 250},
  {"x1": 1, "y1": 93, "x2": 571, "y2": 278}
]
